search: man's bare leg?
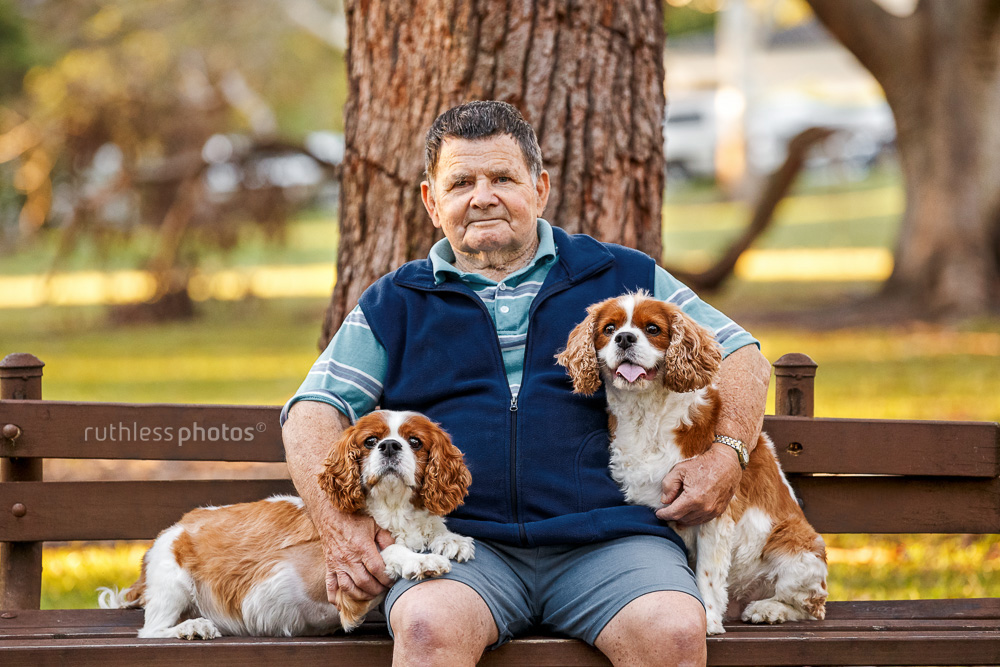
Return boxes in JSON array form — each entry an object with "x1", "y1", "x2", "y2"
[
  {"x1": 595, "y1": 591, "x2": 707, "y2": 667},
  {"x1": 389, "y1": 579, "x2": 498, "y2": 667}
]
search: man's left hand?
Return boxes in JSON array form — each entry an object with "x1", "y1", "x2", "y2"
[{"x1": 655, "y1": 443, "x2": 742, "y2": 528}]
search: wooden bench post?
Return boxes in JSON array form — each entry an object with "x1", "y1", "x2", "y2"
[
  {"x1": 773, "y1": 352, "x2": 817, "y2": 418},
  {"x1": 0, "y1": 353, "x2": 45, "y2": 610}
]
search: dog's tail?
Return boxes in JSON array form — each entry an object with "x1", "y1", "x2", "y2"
[{"x1": 97, "y1": 583, "x2": 144, "y2": 609}]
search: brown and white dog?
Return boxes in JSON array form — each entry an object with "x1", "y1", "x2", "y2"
[
  {"x1": 99, "y1": 410, "x2": 473, "y2": 639},
  {"x1": 556, "y1": 291, "x2": 826, "y2": 635}
]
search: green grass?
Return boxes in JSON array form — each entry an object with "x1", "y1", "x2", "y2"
[
  {"x1": 661, "y1": 165, "x2": 904, "y2": 268},
  {"x1": 0, "y1": 212, "x2": 339, "y2": 276},
  {"x1": 43, "y1": 542, "x2": 150, "y2": 610},
  {"x1": 7, "y1": 295, "x2": 999, "y2": 609},
  {"x1": 6, "y1": 164, "x2": 1000, "y2": 610}
]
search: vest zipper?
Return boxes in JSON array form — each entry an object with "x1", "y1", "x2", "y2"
[
  {"x1": 431, "y1": 274, "x2": 592, "y2": 548},
  {"x1": 509, "y1": 394, "x2": 528, "y2": 544}
]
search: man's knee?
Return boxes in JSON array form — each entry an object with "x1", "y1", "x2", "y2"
[
  {"x1": 648, "y1": 607, "x2": 707, "y2": 654},
  {"x1": 389, "y1": 580, "x2": 497, "y2": 664},
  {"x1": 597, "y1": 591, "x2": 707, "y2": 666}
]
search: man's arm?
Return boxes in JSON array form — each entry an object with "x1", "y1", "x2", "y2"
[
  {"x1": 282, "y1": 400, "x2": 395, "y2": 604},
  {"x1": 655, "y1": 344, "x2": 772, "y2": 527}
]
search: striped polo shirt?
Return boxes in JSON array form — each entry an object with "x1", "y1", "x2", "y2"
[{"x1": 280, "y1": 219, "x2": 757, "y2": 425}]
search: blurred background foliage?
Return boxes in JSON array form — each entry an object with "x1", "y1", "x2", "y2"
[
  {"x1": 1, "y1": 0, "x2": 346, "y2": 318},
  {"x1": 0, "y1": 0, "x2": 997, "y2": 611}
]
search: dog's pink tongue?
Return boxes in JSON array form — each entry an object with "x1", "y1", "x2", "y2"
[{"x1": 616, "y1": 363, "x2": 647, "y2": 383}]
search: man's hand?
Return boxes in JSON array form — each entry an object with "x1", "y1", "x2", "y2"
[
  {"x1": 655, "y1": 443, "x2": 742, "y2": 528},
  {"x1": 282, "y1": 400, "x2": 396, "y2": 609},
  {"x1": 315, "y1": 502, "x2": 396, "y2": 606}
]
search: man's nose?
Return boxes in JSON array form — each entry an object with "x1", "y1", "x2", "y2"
[
  {"x1": 378, "y1": 439, "x2": 403, "y2": 454},
  {"x1": 615, "y1": 331, "x2": 637, "y2": 350},
  {"x1": 470, "y1": 179, "x2": 498, "y2": 207}
]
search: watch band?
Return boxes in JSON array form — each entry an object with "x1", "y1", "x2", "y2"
[{"x1": 713, "y1": 434, "x2": 749, "y2": 469}]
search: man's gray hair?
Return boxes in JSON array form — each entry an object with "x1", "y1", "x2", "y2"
[{"x1": 425, "y1": 100, "x2": 543, "y2": 184}]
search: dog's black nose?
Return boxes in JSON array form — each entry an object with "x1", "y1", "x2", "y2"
[
  {"x1": 615, "y1": 331, "x2": 637, "y2": 349},
  {"x1": 378, "y1": 439, "x2": 403, "y2": 454}
]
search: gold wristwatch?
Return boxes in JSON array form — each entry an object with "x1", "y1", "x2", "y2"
[{"x1": 713, "y1": 434, "x2": 749, "y2": 469}]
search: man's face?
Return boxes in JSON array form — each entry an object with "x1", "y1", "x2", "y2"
[{"x1": 421, "y1": 134, "x2": 550, "y2": 260}]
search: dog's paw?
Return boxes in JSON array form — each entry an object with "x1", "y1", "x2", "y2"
[
  {"x1": 430, "y1": 534, "x2": 475, "y2": 562},
  {"x1": 741, "y1": 599, "x2": 790, "y2": 625},
  {"x1": 706, "y1": 613, "x2": 726, "y2": 635},
  {"x1": 172, "y1": 618, "x2": 221, "y2": 640},
  {"x1": 413, "y1": 553, "x2": 451, "y2": 579},
  {"x1": 391, "y1": 553, "x2": 451, "y2": 581}
]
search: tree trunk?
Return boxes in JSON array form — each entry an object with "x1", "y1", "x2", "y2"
[
  {"x1": 806, "y1": 0, "x2": 1000, "y2": 318},
  {"x1": 321, "y1": 0, "x2": 666, "y2": 348}
]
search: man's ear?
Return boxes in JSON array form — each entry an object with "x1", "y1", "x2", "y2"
[
  {"x1": 535, "y1": 170, "x2": 550, "y2": 214},
  {"x1": 421, "y1": 181, "x2": 442, "y2": 229}
]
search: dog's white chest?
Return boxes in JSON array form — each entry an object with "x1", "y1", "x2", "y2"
[{"x1": 607, "y1": 388, "x2": 707, "y2": 509}]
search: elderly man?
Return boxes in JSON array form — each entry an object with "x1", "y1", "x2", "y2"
[{"x1": 281, "y1": 101, "x2": 771, "y2": 666}]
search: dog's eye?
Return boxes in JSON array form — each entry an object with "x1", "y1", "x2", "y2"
[
  {"x1": 603, "y1": 323, "x2": 616, "y2": 336},
  {"x1": 408, "y1": 437, "x2": 422, "y2": 450},
  {"x1": 645, "y1": 324, "x2": 660, "y2": 335},
  {"x1": 364, "y1": 436, "x2": 378, "y2": 449}
]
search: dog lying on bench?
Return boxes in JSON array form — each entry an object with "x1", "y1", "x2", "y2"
[
  {"x1": 557, "y1": 291, "x2": 827, "y2": 635},
  {"x1": 99, "y1": 410, "x2": 473, "y2": 639}
]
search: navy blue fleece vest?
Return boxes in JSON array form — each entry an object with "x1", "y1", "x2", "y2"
[{"x1": 359, "y1": 227, "x2": 684, "y2": 551}]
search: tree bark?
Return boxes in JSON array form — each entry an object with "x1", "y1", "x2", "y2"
[
  {"x1": 806, "y1": 0, "x2": 1000, "y2": 318},
  {"x1": 321, "y1": 0, "x2": 666, "y2": 348}
]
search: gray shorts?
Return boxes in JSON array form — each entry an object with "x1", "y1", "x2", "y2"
[{"x1": 384, "y1": 534, "x2": 703, "y2": 648}]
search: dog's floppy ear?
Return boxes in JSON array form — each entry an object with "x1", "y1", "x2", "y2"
[
  {"x1": 556, "y1": 300, "x2": 610, "y2": 395},
  {"x1": 420, "y1": 421, "x2": 471, "y2": 516},
  {"x1": 662, "y1": 305, "x2": 723, "y2": 393},
  {"x1": 318, "y1": 424, "x2": 367, "y2": 513}
]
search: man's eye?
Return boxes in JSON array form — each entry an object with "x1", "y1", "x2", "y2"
[
  {"x1": 364, "y1": 436, "x2": 378, "y2": 449},
  {"x1": 453, "y1": 180, "x2": 470, "y2": 187},
  {"x1": 603, "y1": 324, "x2": 616, "y2": 335},
  {"x1": 408, "y1": 437, "x2": 422, "y2": 450},
  {"x1": 497, "y1": 176, "x2": 511, "y2": 183},
  {"x1": 645, "y1": 324, "x2": 660, "y2": 335}
]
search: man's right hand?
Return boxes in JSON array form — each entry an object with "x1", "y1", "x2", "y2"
[
  {"x1": 282, "y1": 401, "x2": 396, "y2": 608},
  {"x1": 316, "y1": 503, "x2": 397, "y2": 605}
]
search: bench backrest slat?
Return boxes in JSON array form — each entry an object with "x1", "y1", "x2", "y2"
[
  {"x1": 0, "y1": 480, "x2": 296, "y2": 541},
  {"x1": 1, "y1": 476, "x2": 997, "y2": 542},
  {"x1": 0, "y1": 401, "x2": 285, "y2": 462},
  {"x1": 790, "y1": 475, "x2": 1000, "y2": 534},
  {"x1": 3, "y1": 403, "x2": 999, "y2": 478},
  {"x1": 767, "y1": 416, "x2": 1000, "y2": 477}
]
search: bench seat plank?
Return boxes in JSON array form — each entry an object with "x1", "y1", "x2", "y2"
[
  {"x1": 2, "y1": 630, "x2": 999, "y2": 666},
  {"x1": 2, "y1": 603, "x2": 997, "y2": 666},
  {"x1": 2, "y1": 604, "x2": 998, "y2": 639}
]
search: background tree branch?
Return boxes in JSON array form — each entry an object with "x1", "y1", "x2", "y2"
[
  {"x1": 664, "y1": 127, "x2": 834, "y2": 292},
  {"x1": 804, "y1": 0, "x2": 915, "y2": 88}
]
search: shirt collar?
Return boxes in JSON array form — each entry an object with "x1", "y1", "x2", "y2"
[{"x1": 430, "y1": 218, "x2": 557, "y2": 286}]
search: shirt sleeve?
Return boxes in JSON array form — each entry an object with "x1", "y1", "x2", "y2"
[
  {"x1": 279, "y1": 305, "x2": 388, "y2": 426},
  {"x1": 653, "y1": 265, "x2": 759, "y2": 358}
]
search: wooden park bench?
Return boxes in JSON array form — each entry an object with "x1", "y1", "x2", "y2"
[{"x1": 1, "y1": 351, "x2": 998, "y2": 665}]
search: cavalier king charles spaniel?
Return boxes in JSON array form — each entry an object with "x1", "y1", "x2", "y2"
[
  {"x1": 556, "y1": 291, "x2": 826, "y2": 635},
  {"x1": 99, "y1": 410, "x2": 473, "y2": 639}
]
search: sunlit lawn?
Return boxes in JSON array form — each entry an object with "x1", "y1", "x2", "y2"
[
  {"x1": 6, "y1": 294, "x2": 999, "y2": 609},
  {"x1": 5, "y1": 165, "x2": 1000, "y2": 610}
]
